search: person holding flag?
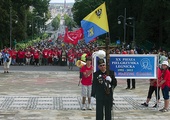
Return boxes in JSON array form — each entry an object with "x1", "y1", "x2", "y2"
[{"x1": 91, "y1": 58, "x2": 117, "y2": 120}]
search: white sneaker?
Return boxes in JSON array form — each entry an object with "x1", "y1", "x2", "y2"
[
  {"x1": 82, "y1": 104, "x2": 86, "y2": 110},
  {"x1": 88, "y1": 104, "x2": 92, "y2": 110}
]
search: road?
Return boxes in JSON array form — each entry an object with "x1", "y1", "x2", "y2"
[
  {"x1": 0, "y1": 65, "x2": 79, "y2": 72},
  {"x1": 0, "y1": 65, "x2": 169, "y2": 120}
]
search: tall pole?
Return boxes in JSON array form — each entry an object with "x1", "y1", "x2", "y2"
[
  {"x1": 10, "y1": 6, "x2": 12, "y2": 49},
  {"x1": 123, "y1": 8, "x2": 126, "y2": 44},
  {"x1": 105, "y1": 36, "x2": 110, "y2": 94},
  {"x1": 133, "y1": 19, "x2": 135, "y2": 48}
]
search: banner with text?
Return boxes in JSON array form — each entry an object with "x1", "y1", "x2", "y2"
[{"x1": 94, "y1": 54, "x2": 157, "y2": 79}]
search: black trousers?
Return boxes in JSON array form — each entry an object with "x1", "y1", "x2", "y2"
[
  {"x1": 96, "y1": 97, "x2": 112, "y2": 120},
  {"x1": 147, "y1": 86, "x2": 160, "y2": 100},
  {"x1": 127, "y1": 79, "x2": 135, "y2": 88}
]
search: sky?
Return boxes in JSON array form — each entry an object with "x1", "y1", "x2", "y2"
[{"x1": 50, "y1": 0, "x2": 75, "y2": 3}]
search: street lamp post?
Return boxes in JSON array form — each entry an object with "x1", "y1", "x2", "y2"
[
  {"x1": 10, "y1": 7, "x2": 12, "y2": 49},
  {"x1": 117, "y1": 8, "x2": 126, "y2": 45},
  {"x1": 126, "y1": 17, "x2": 135, "y2": 48},
  {"x1": 118, "y1": 8, "x2": 135, "y2": 48}
]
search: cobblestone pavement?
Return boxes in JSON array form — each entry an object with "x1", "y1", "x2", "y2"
[{"x1": 0, "y1": 70, "x2": 170, "y2": 120}]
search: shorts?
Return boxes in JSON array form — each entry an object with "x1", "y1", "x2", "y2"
[
  {"x1": 162, "y1": 86, "x2": 170, "y2": 100},
  {"x1": 4, "y1": 58, "x2": 11, "y2": 69},
  {"x1": 81, "y1": 85, "x2": 92, "y2": 98}
]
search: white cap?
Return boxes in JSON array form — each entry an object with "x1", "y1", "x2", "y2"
[{"x1": 162, "y1": 61, "x2": 169, "y2": 66}]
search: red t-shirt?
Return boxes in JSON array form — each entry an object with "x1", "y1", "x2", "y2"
[
  {"x1": 25, "y1": 51, "x2": 32, "y2": 58},
  {"x1": 12, "y1": 50, "x2": 17, "y2": 59},
  {"x1": 68, "y1": 53, "x2": 74, "y2": 62},
  {"x1": 33, "y1": 51, "x2": 39, "y2": 59},
  {"x1": 43, "y1": 50, "x2": 49, "y2": 58},
  {"x1": 158, "y1": 68, "x2": 170, "y2": 89},
  {"x1": 80, "y1": 65, "x2": 93, "y2": 86}
]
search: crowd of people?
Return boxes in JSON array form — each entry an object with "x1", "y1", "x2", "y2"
[{"x1": 0, "y1": 37, "x2": 170, "y2": 117}]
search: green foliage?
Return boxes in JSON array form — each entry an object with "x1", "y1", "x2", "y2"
[
  {"x1": 64, "y1": 14, "x2": 76, "y2": 30},
  {"x1": 72, "y1": 0, "x2": 170, "y2": 50},
  {"x1": 0, "y1": 0, "x2": 50, "y2": 49},
  {"x1": 51, "y1": 16, "x2": 60, "y2": 30},
  {"x1": 15, "y1": 33, "x2": 48, "y2": 50}
]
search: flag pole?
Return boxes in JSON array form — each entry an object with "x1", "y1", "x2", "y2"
[
  {"x1": 105, "y1": 34, "x2": 110, "y2": 75},
  {"x1": 105, "y1": 32, "x2": 115, "y2": 120},
  {"x1": 105, "y1": 33, "x2": 110, "y2": 95}
]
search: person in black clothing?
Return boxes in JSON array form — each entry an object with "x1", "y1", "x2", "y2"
[
  {"x1": 91, "y1": 59, "x2": 117, "y2": 120},
  {"x1": 126, "y1": 79, "x2": 135, "y2": 90},
  {"x1": 126, "y1": 49, "x2": 136, "y2": 90}
]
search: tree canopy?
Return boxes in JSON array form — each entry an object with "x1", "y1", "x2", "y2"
[
  {"x1": 72, "y1": 0, "x2": 170, "y2": 50},
  {"x1": 0, "y1": 0, "x2": 50, "y2": 48}
]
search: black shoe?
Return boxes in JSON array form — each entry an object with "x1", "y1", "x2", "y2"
[
  {"x1": 141, "y1": 102, "x2": 148, "y2": 107},
  {"x1": 153, "y1": 104, "x2": 158, "y2": 108},
  {"x1": 126, "y1": 87, "x2": 130, "y2": 89},
  {"x1": 130, "y1": 88, "x2": 135, "y2": 90}
]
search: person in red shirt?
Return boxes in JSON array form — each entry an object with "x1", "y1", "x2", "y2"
[
  {"x1": 33, "y1": 49, "x2": 40, "y2": 66},
  {"x1": 25, "y1": 49, "x2": 32, "y2": 65},
  {"x1": 17, "y1": 49, "x2": 25, "y2": 65},
  {"x1": 159, "y1": 61, "x2": 170, "y2": 112},
  {"x1": 42, "y1": 48, "x2": 49, "y2": 65},
  {"x1": 52, "y1": 49, "x2": 59, "y2": 65},
  {"x1": 68, "y1": 51, "x2": 75, "y2": 70},
  {"x1": 80, "y1": 56, "x2": 93, "y2": 110},
  {"x1": 48, "y1": 49, "x2": 53, "y2": 65},
  {"x1": 11, "y1": 48, "x2": 17, "y2": 65}
]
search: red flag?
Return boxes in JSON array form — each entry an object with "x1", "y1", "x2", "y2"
[{"x1": 64, "y1": 28, "x2": 84, "y2": 45}]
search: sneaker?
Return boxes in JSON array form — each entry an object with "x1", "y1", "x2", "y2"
[
  {"x1": 130, "y1": 87, "x2": 135, "y2": 90},
  {"x1": 141, "y1": 102, "x2": 148, "y2": 107},
  {"x1": 82, "y1": 104, "x2": 86, "y2": 110},
  {"x1": 126, "y1": 87, "x2": 130, "y2": 90},
  {"x1": 88, "y1": 104, "x2": 92, "y2": 110}
]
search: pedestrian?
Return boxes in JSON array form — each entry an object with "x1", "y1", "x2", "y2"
[
  {"x1": 2, "y1": 50, "x2": 10, "y2": 73},
  {"x1": 141, "y1": 68, "x2": 161, "y2": 107},
  {"x1": 159, "y1": 61, "x2": 170, "y2": 112},
  {"x1": 0, "y1": 50, "x2": 2, "y2": 65},
  {"x1": 126, "y1": 49, "x2": 136, "y2": 90},
  {"x1": 80, "y1": 56, "x2": 93, "y2": 110},
  {"x1": 68, "y1": 50, "x2": 75, "y2": 70},
  {"x1": 91, "y1": 58, "x2": 117, "y2": 120}
]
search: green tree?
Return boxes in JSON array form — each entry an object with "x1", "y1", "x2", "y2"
[
  {"x1": 72, "y1": 0, "x2": 170, "y2": 50},
  {"x1": 64, "y1": 14, "x2": 76, "y2": 31},
  {"x1": 52, "y1": 16, "x2": 60, "y2": 30},
  {"x1": 0, "y1": 0, "x2": 50, "y2": 48}
]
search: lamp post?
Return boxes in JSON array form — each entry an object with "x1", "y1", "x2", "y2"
[
  {"x1": 10, "y1": 7, "x2": 12, "y2": 48},
  {"x1": 126, "y1": 17, "x2": 135, "y2": 48},
  {"x1": 117, "y1": 8, "x2": 126, "y2": 44},
  {"x1": 118, "y1": 8, "x2": 135, "y2": 48}
]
